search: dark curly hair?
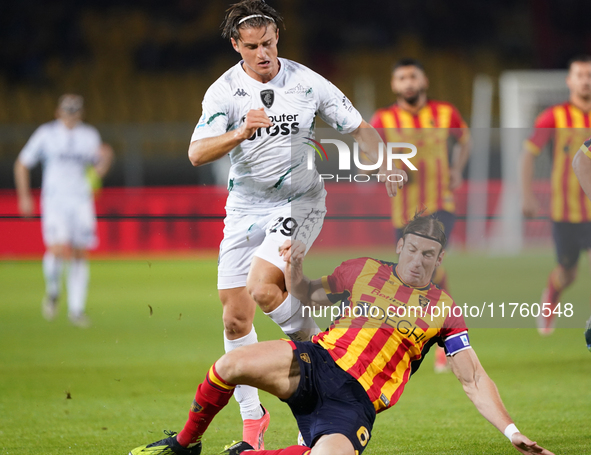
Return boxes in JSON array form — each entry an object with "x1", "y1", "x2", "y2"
[{"x1": 221, "y1": 0, "x2": 284, "y2": 41}]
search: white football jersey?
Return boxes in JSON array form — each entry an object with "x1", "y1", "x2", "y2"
[
  {"x1": 18, "y1": 120, "x2": 101, "y2": 201},
  {"x1": 191, "y1": 58, "x2": 362, "y2": 209}
]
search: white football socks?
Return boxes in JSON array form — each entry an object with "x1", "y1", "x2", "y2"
[
  {"x1": 224, "y1": 326, "x2": 264, "y2": 421},
  {"x1": 42, "y1": 251, "x2": 63, "y2": 299},
  {"x1": 265, "y1": 294, "x2": 320, "y2": 342},
  {"x1": 67, "y1": 259, "x2": 89, "y2": 317}
]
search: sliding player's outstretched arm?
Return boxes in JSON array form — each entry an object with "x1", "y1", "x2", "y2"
[
  {"x1": 280, "y1": 239, "x2": 332, "y2": 308},
  {"x1": 449, "y1": 349, "x2": 554, "y2": 454}
]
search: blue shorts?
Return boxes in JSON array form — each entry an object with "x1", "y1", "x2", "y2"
[
  {"x1": 552, "y1": 222, "x2": 591, "y2": 269},
  {"x1": 395, "y1": 210, "x2": 456, "y2": 245},
  {"x1": 283, "y1": 341, "x2": 376, "y2": 454}
]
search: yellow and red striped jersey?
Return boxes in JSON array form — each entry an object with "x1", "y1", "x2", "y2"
[
  {"x1": 370, "y1": 100, "x2": 469, "y2": 228},
  {"x1": 582, "y1": 137, "x2": 591, "y2": 160},
  {"x1": 313, "y1": 257, "x2": 468, "y2": 413},
  {"x1": 525, "y1": 102, "x2": 591, "y2": 223}
]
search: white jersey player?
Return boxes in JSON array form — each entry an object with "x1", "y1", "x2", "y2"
[
  {"x1": 187, "y1": 1, "x2": 406, "y2": 449},
  {"x1": 14, "y1": 94, "x2": 113, "y2": 328}
]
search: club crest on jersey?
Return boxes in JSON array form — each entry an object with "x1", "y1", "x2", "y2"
[
  {"x1": 300, "y1": 353, "x2": 311, "y2": 363},
  {"x1": 260, "y1": 89, "x2": 274, "y2": 108},
  {"x1": 418, "y1": 295, "x2": 430, "y2": 308}
]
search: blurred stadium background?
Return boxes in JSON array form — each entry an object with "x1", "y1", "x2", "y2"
[
  {"x1": 1, "y1": 1, "x2": 591, "y2": 453},
  {"x1": 2, "y1": 0, "x2": 591, "y2": 256}
]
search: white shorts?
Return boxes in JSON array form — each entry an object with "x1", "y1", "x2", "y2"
[
  {"x1": 41, "y1": 196, "x2": 97, "y2": 249},
  {"x1": 217, "y1": 197, "x2": 326, "y2": 289}
]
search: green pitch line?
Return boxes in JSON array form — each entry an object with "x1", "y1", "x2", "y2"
[{"x1": 0, "y1": 253, "x2": 589, "y2": 454}]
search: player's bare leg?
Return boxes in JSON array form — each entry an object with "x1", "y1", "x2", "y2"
[
  {"x1": 310, "y1": 434, "x2": 355, "y2": 455},
  {"x1": 219, "y1": 287, "x2": 269, "y2": 448},
  {"x1": 248, "y1": 256, "x2": 320, "y2": 342},
  {"x1": 67, "y1": 247, "x2": 91, "y2": 327},
  {"x1": 129, "y1": 341, "x2": 299, "y2": 455},
  {"x1": 220, "y1": 287, "x2": 257, "y2": 339},
  {"x1": 247, "y1": 257, "x2": 287, "y2": 313},
  {"x1": 42, "y1": 243, "x2": 67, "y2": 321},
  {"x1": 538, "y1": 265, "x2": 577, "y2": 335}
]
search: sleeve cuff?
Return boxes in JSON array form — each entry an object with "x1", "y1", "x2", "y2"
[{"x1": 524, "y1": 140, "x2": 542, "y2": 156}]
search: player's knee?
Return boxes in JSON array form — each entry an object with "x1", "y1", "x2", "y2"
[
  {"x1": 215, "y1": 353, "x2": 239, "y2": 383},
  {"x1": 222, "y1": 313, "x2": 251, "y2": 338},
  {"x1": 247, "y1": 282, "x2": 281, "y2": 313},
  {"x1": 215, "y1": 349, "x2": 250, "y2": 384},
  {"x1": 71, "y1": 248, "x2": 87, "y2": 260},
  {"x1": 49, "y1": 244, "x2": 68, "y2": 259}
]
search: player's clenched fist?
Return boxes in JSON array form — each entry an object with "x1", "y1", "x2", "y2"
[{"x1": 235, "y1": 107, "x2": 273, "y2": 141}]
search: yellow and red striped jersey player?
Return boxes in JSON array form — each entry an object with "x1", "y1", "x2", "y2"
[
  {"x1": 521, "y1": 56, "x2": 591, "y2": 336},
  {"x1": 371, "y1": 99, "x2": 469, "y2": 229},
  {"x1": 523, "y1": 102, "x2": 591, "y2": 223},
  {"x1": 574, "y1": 137, "x2": 591, "y2": 204},
  {"x1": 370, "y1": 58, "x2": 470, "y2": 232},
  {"x1": 128, "y1": 213, "x2": 555, "y2": 455},
  {"x1": 313, "y1": 256, "x2": 468, "y2": 412},
  {"x1": 573, "y1": 137, "x2": 591, "y2": 353}
]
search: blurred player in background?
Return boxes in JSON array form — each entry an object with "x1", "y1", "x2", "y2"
[
  {"x1": 14, "y1": 94, "x2": 113, "y2": 328},
  {"x1": 573, "y1": 137, "x2": 591, "y2": 350},
  {"x1": 370, "y1": 58, "x2": 471, "y2": 371},
  {"x1": 187, "y1": 0, "x2": 406, "y2": 448},
  {"x1": 573, "y1": 138, "x2": 591, "y2": 201},
  {"x1": 128, "y1": 214, "x2": 553, "y2": 455},
  {"x1": 521, "y1": 55, "x2": 591, "y2": 336}
]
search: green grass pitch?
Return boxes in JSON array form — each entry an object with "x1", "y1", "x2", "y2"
[{"x1": 1, "y1": 250, "x2": 590, "y2": 454}]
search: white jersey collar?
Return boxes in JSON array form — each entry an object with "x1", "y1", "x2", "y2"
[{"x1": 237, "y1": 57, "x2": 285, "y2": 89}]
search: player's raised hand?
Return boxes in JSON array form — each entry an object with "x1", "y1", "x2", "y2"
[
  {"x1": 279, "y1": 239, "x2": 306, "y2": 265},
  {"x1": 511, "y1": 433, "x2": 554, "y2": 455},
  {"x1": 17, "y1": 193, "x2": 34, "y2": 217},
  {"x1": 449, "y1": 167, "x2": 463, "y2": 191},
  {"x1": 280, "y1": 239, "x2": 306, "y2": 295},
  {"x1": 377, "y1": 167, "x2": 408, "y2": 197},
  {"x1": 236, "y1": 108, "x2": 273, "y2": 141},
  {"x1": 522, "y1": 194, "x2": 539, "y2": 218}
]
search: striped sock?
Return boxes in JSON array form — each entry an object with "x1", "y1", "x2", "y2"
[{"x1": 176, "y1": 363, "x2": 236, "y2": 447}]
